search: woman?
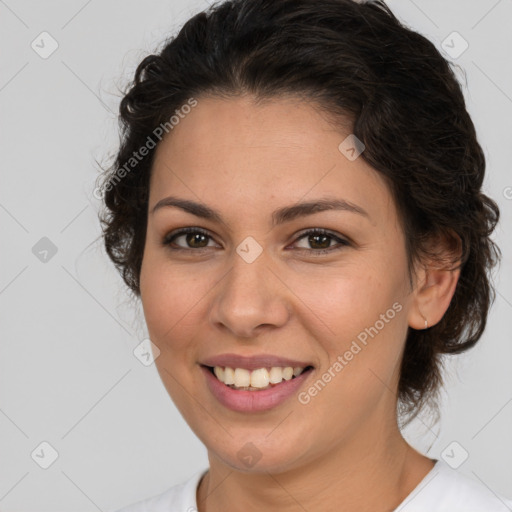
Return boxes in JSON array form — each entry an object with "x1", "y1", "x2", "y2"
[{"x1": 99, "y1": 0, "x2": 512, "y2": 510}]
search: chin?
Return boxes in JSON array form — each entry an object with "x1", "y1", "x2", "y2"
[{"x1": 203, "y1": 430, "x2": 314, "y2": 474}]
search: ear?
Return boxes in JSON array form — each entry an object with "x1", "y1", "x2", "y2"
[{"x1": 408, "y1": 231, "x2": 462, "y2": 330}]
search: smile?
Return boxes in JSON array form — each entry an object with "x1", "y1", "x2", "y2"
[
  {"x1": 200, "y1": 364, "x2": 315, "y2": 412},
  {"x1": 209, "y1": 365, "x2": 313, "y2": 390}
]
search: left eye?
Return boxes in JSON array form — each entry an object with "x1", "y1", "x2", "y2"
[
  {"x1": 292, "y1": 229, "x2": 350, "y2": 254},
  {"x1": 162, "y1": 227, "x2": 350, "y2": 254}
]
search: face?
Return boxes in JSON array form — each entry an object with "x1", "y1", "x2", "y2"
[{"x1": 139, "y1": 94, "x2": 418, "y2": 474}]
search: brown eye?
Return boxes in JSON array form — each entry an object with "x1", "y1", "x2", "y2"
[
  {"x1": 162, "y1": 227, "x2": 216, "y2": 250},
  {"x1": 161, "y1": 227, "x2": 350, "y2": 255},
  {"x1": 292, "y1": 229, "x2": 351, "y2": 255}
]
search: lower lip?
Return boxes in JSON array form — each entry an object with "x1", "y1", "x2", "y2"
[{"x1": 200, "y1": 365, "x2": 314, "y2": 413}]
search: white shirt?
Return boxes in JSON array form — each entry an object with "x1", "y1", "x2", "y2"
[{"x1": 114, "y1": 459, "x2": 512, "y2": 511}]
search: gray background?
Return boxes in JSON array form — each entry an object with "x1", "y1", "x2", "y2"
[{"x1": 1, "y1": 0, "x2": 511, "y2": 510}]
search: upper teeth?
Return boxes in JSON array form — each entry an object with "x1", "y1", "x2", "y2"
[{"x1": 213, "y1": 366, "x2": 306, "y2": 388}]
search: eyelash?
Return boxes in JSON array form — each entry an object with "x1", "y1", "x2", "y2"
[{"x1": 161, "y1": 227, "x2": 351, "y2": 256}]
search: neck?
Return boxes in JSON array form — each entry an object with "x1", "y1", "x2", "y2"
[{"x1": 196, "y1": 414, "x2": 435, "y2": 512}]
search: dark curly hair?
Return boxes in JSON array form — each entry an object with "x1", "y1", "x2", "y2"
[{"x1": 97, "y1": 0, "x2": 501, "y2": 424}]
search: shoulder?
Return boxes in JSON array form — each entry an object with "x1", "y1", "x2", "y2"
[
  {"x1": 112, "y1": 468, "x2": 207, "y2": 512},
  {"x1": 395, "y1": 459, "x2": 512, "y2": 512}
]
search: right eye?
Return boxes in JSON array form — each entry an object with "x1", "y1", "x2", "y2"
[{"x1": 162, "y1": 227, "x2": 219, "y2": 252}]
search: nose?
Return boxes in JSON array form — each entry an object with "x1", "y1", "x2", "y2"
[{"x1": 209, "y1": 248, "x2": 291, "y2": 338}]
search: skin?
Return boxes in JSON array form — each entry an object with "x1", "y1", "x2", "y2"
[{"x1": 139, "y1": 94, "x2": 460, "y2": 511}]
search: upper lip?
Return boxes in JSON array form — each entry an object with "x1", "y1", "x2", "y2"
[{"x1": 200, "y1": 353, "x2": 314, "y2": 371}]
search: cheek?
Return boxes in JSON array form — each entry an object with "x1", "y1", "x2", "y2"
[
  {"x1": 288, "y1": 257, "x2": 408, "y2": 394},
  {"x1": 140, "y1": 254, "x2": 202, "y2": 340},
  {"x1": 140, "y1": 255, "x2": 215, "y2": 351},
  {"x1": 139, "y1": 257, "x2": 208, "y2": 411},
  {"x1": 291, "y1": 257, "x2": 406, "y2": 340}
]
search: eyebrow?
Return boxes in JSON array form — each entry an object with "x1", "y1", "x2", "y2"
[{"x1": 151, "y1": 195, "x2": 370, "y2": 226}]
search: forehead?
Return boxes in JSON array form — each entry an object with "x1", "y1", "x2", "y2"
[
  {"x1": 154, "y1": 94, "x2": 351, "y2": 167},
  {"x1": 149, "y1": 94, "x2": 395, "y2": 226}
]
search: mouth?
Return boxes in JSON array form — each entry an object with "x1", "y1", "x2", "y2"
[{"x1": 201, "y1": 364, "x2": 315, "y2": 391}]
